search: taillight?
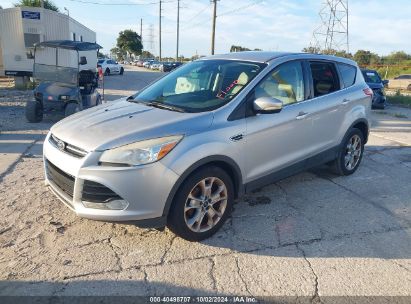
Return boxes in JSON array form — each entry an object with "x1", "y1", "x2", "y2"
[{"x1": 363, "y1": 88, "x2": 373, "y2": 97}]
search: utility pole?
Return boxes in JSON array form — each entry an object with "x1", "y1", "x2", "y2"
[
  {"x1": 176, "y1": 0, "x2": 180, "y2": 61},
  {"x1": 159, "y1": 0, "x2": 162, "y2": 61},
  {"x1": 211, "y1": 0, "x2": 218, "y2": 55},
  {"x1": 140, "y1": 18, "x2": 143, "y2": 41}
]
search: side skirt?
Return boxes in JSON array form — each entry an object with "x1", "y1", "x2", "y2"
[{"x1": 244, "y1": 146, "x2": 340, "y2": 193}]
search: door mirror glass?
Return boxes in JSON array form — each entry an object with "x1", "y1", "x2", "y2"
[
  {"x1": 253, "y1": 97, "x2": 283, "y2": 114},
  {"x1": 382, "y1": 79, "x2": 389, "y2": 86},
  {"x1": 79, "y1": 56, "x2": 87, "y2": 65}
]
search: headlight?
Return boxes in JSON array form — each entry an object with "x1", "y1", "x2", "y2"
[{"x1": 99, "y1": 135, "x2": 183, "y2": 166}]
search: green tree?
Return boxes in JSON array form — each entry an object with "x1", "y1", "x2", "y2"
[
  {"x1": 110, "y1": 47, "x2": 127, "y2": 61},
  {"x1": 141, "y1": 50, "x2": 154, "y2": 59},
  {"x1": 14, "y1": 0, "x2": 59, "y2": 11},
  {"x1": 353, "y1": 50, "x2": 380, "y2": 66},
  {"x1": 302, "y1": 46, "x2": 321, "y2": 54},
  {"x1": 230, "y1": 45, "x2": 251, "y2": 52},
  {"x1": 116, "y1": 30, "x2": 143, "y2": 56}
]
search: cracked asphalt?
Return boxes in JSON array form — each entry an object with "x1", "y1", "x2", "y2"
[{"x1": 0, "y1": 66, "x2": 410, "y2": 302}]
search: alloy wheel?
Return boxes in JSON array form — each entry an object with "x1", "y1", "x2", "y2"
[
  {"x1": 184, "y1": 177, "x2": 228, "y2": 233},
  {"x1": 344, "y1": 134, "x2": 362, "y2": 170}
]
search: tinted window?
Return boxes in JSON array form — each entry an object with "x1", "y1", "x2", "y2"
[
  {"x1": 396, "y1": 75, "x2": 411, "y2": 79},
  {"x1": 362, "y1": 70, "x2": 381, "y2": 83},
  {"x1": 338, "y1": 63, "x2": 357, "y2": 87},
  {"x1": 310, "y1": 62, "x2": 339, "y2": 97},
  {"x1": 254, "y1": 61, "x2": 305, "y2": 106}
]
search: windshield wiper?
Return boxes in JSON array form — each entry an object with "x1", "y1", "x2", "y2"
[
  {"x1": 145, "y1": 101, "x2": 187, "y2": 113},
  {"x1": 128, "y1": 98, "x2": 186, "y2": 113}
]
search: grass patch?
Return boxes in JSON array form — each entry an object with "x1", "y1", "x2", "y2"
[
  {"x1": 387, "y1": 95, "x2": 411, "y2": 107},
  {"x1": 394, "y1": 113, "x2": 408, "y2": 119}
]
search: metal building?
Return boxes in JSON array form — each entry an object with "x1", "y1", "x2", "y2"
[{"x1": 0, "y1": 6, "x2": 97, "y2": 79}]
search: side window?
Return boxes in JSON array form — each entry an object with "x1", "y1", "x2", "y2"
[
  {"x1": 310, "y1": 62, "x2": 339, "y2": 97},
  {"x1": 254, "y1": 61, "x2": 305, "y2": 106},
  {"x1": 338, "y1": 63, "x2": 357, "y2": 88}
]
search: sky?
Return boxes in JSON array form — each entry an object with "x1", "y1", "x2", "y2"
[{"x1": 1, "y1": 0, "x2": 410, "y2": 58}]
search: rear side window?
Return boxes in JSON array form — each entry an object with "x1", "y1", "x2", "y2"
[
  {"x1": 338, "y1": 63, "x2": 357, "y2": 88},
  {"x1": 310, "y1": 62, "x2": 339, "y2": 97}
]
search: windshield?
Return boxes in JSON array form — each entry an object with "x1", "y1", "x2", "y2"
[
  {"x1": 98, "y1": 59, "x2": 105, "y2": 64},
  {"x1": 34, "y1": 63, "x2": 78, "y2": 85},
  {"x1": 133, "y1": 59, "x2": 266, "y2": 112},
  {"x1": 362, "y1": 71, "x2": 381, "y2": 83}
]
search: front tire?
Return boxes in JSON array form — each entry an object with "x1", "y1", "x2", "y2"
[
  {"x1": 25, "y1": 100, "x2": 43, "y2": 123},
  {"x1": 64, "y1": 103, "x2": 80, "y2": 117},
  {"x1": 167, "y1": 166, "x2": 234, "y2": 241},
  {"x1": 104, "y1": 68, "x2": 110, "y2": 76},
  {"x1": 330, "y1": 128, "x2": 364, "y2": 176},
  {"x1": 120, "y1": 67, "x2": 124, "y2": 75}
]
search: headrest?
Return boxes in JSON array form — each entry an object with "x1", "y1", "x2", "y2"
[{"x1": 237, "y1": 72, "x2": 249, "y2": 86}]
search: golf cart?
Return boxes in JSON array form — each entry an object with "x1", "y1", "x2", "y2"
[{"x1": 25, "y1": 40, "x2": 102, "y2": 123}]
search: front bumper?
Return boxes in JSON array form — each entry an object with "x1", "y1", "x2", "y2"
[{"x1": 43, "y1": 133, "x2": 179, "y2": 227}]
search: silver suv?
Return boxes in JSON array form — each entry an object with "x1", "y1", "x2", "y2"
[{"x1": 43, "y1": 52, "x2": 372, "y2": 241}]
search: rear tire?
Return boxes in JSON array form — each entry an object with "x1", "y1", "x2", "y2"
[
  {"x1": 167, "y1": 166, "x2": 234, "y2": 241},
  {"x1": 120, "y1": 67, "x2": 124, "y2": 75},
  {"x1": 25, "y1": 100, "x2": 43, "y2": 123},
  {"x1": 64, "y1": 103, "x2": 80, "y2": 117},
  {"x1": 330, "y1": 128, "x2": 364, "y2": 176}
]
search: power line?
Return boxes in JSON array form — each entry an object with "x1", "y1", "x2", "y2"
[
  {"x1": 69, "y1": 0, "x2": 175, "y2": 6},
  {"x1": 218, "y1": 0, "x2": 263, "y2": 17}
]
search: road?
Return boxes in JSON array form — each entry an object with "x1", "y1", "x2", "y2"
[{"x1": 0, "y1": 66, "x2": 410, "y2": 302}]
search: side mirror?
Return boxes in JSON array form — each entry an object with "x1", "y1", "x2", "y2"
[
  {"x1": 253, "y1": 97, "x2": 283, "y2": 114},
  {"x1": 382, "y1": 79, "x2": 389, "y2": 86},
  {"x1": 79, "y1": 56, "x2": 87, "y2": 65}
]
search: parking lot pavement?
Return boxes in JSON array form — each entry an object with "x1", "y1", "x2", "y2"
[{"x1": 0, "y1": 71, "x2": 410, "y2": 301}]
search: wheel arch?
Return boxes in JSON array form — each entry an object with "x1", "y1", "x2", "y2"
[
  {"x1": 162, "y1": 155, "x2": 244, "y2": 218},
  {"x1": 350, "y1": 118, "x2": 369, "y2": 143}
]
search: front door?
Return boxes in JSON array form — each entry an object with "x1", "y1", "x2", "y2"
[{"x1": 244, "y1": 60, "x2": 315, "y2": 184}]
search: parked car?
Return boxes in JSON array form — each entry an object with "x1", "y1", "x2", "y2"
[
  {"x1": 43, "y1": 52, "x2": 371, "y2": 241},
  {"x1": 160, "y1": 62, "x2": 183, "y2": 72},
  {"x1": 97, "y1": 59, "x2": 124, "y2": 75},
  {"x1": 150, "y1": 61, "x2": 161, "y2": 70},
  {"x1": 143, "y1": 60, "x2": 154, "y2": 68},
  {"x1": 136, "y1": 60, "x2": 144, "y2": 67},
  {"x1": 361, "y1": 69, "x2": 388, "y2": 109},
  {"x1": 388, "y1": 74, "x2": 411, "y2": 91}
]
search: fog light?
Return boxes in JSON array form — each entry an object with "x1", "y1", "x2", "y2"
[{"x1": 82, "y1": 199, "x2": 129, "y2": 210}]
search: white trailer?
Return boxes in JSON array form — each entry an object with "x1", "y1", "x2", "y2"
[{"x1": 0, "y1": 6, "x2": 97, "y2": 79}]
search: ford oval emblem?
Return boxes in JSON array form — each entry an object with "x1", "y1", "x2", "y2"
[{"x1": 56, "y1": 138, "x2": 66, "y2": 151}]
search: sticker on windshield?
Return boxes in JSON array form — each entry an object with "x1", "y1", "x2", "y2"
[
  {"x1": 366, "y1": 72, "x2": 376, "y2": 76},
  {"x1": 217, "y1": 80, "x2": 239, "y2": 99}
]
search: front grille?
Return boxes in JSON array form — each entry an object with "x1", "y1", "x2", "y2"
[
  {"x1": 45, "y1": 160, "x2": 75, "y2": 198},
  {"x1": 81, "y1": 180, "x2": 122, "y2": 203},
  {"x1": 49, "y1": 134, "x2": 88, "y2": 158}
]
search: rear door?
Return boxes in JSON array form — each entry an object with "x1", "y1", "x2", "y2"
[{"x1": 304, "y1": 60, "x2": 347, "y2": 152}]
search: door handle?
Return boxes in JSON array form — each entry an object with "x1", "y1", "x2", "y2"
[
  {"x1": 296, "y1": 112, "x2": 309, "y2": 120},
  {"x1": 342, "y1": 98, "x2": 350, "y2": 105}
]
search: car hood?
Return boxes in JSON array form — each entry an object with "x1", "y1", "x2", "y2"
[{"x1": 51, "y1": 98, "x2": 214, "y2": 151}]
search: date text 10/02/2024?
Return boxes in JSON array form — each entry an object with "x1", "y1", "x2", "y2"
[{"x1": 149, "y1": 296, "x2": 258, "y2": 303}]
